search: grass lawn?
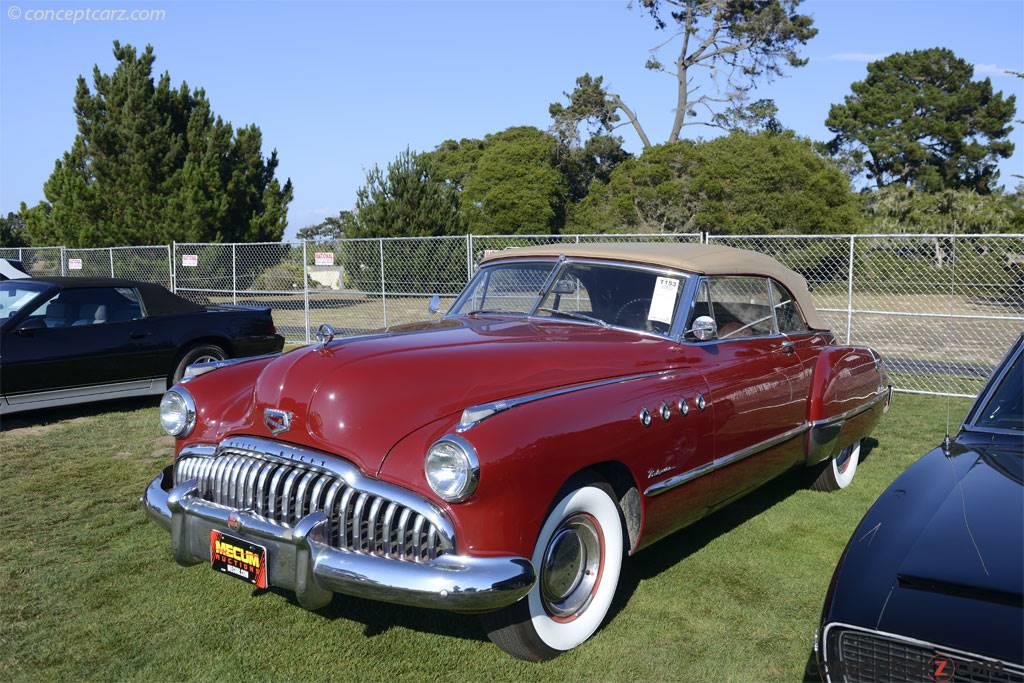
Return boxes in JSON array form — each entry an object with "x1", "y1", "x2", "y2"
[{"x1": 0, "y1": 392, "x2": 971, "y2": 682}]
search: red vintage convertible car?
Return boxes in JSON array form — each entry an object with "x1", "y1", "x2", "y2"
[{"x1": 142, "y1": 243, "x2": 891, "y2": 660}]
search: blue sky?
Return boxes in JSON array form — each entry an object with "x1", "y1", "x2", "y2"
[{"x1": 2, "y1": 0, "x2": 1022, "y2": 239}]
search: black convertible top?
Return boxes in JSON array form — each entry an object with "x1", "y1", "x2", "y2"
[{"x1": 27, "y1": 277, "x2": 205, "y2": 316}]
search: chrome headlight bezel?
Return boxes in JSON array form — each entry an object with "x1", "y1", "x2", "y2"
[
  {"x1": 159, "y1": 386, "x2": 196, "y2": 438},
  {"x1": 424, "y1": 434, "x2": 480, "y2": 503}
]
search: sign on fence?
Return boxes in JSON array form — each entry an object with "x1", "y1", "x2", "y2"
[
  {"x1": 181, "y1": 254, "x2": 198, "y2": 267},
  {"x1": 314, "y1": 252, "x2": 335, "y2": 266},
  {"x1": 67, "y1": 258, "x2": 82, "y2": 271}
]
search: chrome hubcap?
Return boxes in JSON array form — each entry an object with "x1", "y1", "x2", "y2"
[
  {"x1": 194, "y1": 354, "x2": 220, "y2": 365},
  {"x1": 540, "y1": 514, "x2": 602, "y2": 618}
]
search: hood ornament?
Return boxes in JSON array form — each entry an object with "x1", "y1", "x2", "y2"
[
  {"x1": 264, "y1": 408, "x2": 293, "y2": 435},
  {"x1": 315, "y1": 323, "x2": 336, "y2": 348}
]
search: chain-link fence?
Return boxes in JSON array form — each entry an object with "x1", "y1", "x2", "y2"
[
  {"x1": 707, "y1": 234, "x2": 1024, "y2": 397},
  {"x1": 4, "y1": 233, "x2": 1021, "y2": 397}
]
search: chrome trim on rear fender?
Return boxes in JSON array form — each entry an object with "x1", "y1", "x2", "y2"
[{"x1": 644, "y1": 422, "x2": 810, "y2": 497}]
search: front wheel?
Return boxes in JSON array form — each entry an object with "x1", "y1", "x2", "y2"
[
  {"x1": 481, "y1": 481, "x2": 624, "y2": 661},
  {"x1": 811, "y1": 439, "x2": 862, "y2": 492}
]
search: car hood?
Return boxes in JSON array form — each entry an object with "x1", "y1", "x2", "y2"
[
  {"x1": 889, "y1": 437, "x2": 1023, "y2": 606},
  {"x1": 824, "y1": 432, "x2": 1023, "y2": 662},
  {"x1": 222, "y1": 316, "x2": 680, "y2": 475}
]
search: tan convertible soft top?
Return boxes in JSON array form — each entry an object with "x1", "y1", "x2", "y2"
[{"x1": 480, "y1": 242, "x2": 827, "y2": 330}]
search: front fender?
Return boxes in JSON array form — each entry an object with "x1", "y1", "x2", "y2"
[{"x1": 377, "y1": 373, "x2": 687, "y2": 559}]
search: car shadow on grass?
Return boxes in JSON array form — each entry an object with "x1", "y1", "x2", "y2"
[
  {"x1": 0, "y1": 395, "x2": 160, "y2": 433},
  {"x1": 610, "y1": 465, "x2": 816, "y2": 614},
  {"x1": 268, "y1": 588, "x2": 488, "y2": 643}
]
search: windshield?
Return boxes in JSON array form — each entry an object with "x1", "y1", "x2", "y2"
[
  {"x1": 972, "y1": 348, "x2": 1023, "y2": 432},
  {"x1": 0, "y1": 281, "x2": 49, "y2": 322},
  {"x1": 451, "y1": 260, "x2": 688, "y2": 337},
  {"x1": 451, "y1": 262, "x2": 555, "y2": 316}
]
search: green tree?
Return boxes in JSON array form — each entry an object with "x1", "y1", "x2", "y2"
[
  {"x1": 550, "y1": 1, "x2": 816, "y2": 147},
  {"x1": 864, "y1": 185, "x2": 1024, "y2": 233},
  {"x1": 22, "y1": 42, "x2": 292, "y2": 247},
  {"x1": 296, "y1": 212, "x2": 355, "y2": 242},
  {"x1": 826, "y1": 48, "x2": 1016, "y2": 193},
  {"x1": 571, "y1": 132, "x2": 862, "y2": 233},
  {"x1": 347, "y1": 148, "x2": 464, "y2": 238},
  {"x1": 426, "y1": 127, "x2": 569, "y2": 234},
  {"x1": 0, "y1": 212, "x2": 29, "y2": 248}
]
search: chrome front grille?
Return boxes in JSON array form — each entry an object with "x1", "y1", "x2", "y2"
[
  {"x1": 173, "y1": 437, "x2": 452, "y2": 562},
  {"x1": 825, "y1": 626, "x2": 1024, "y2": 683}
]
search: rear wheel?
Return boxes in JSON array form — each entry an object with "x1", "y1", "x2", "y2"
[
  {"x1": 812, "y1": 439, "x2": 861, "y2": 492},
  {"x1": 481, "y1": 481, "x2": 624, "y2": 661},
  {"x1": 171, "y1": 344, "x2": 226, "y2": 384}
]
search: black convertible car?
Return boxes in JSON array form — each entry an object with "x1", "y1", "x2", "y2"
[
  {"x1": 817, "y1": 333, "x2": 1023, "y2": 682},
  {"x1": 0, "y1": 277, "x2": 284, "y2": 415}
]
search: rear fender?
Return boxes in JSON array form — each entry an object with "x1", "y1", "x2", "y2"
[{"x1": 806, "y1": 346, "x2": 890, "y2": 466}]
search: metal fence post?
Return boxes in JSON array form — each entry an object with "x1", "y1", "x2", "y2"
[
  {"x1": 379, "y1": 238, "x2": 388, "y2": 328},
  {"x1": 109, "y1": 248, "x2": 115, "y2": 277},
  {"x1": 465, "y1": 234, "x2": 473, "y2": 281},
  {"x1": 232, "y1": 244, "x2": 237, "y2": 305},
  {"x1": 17, "y1": 247, "x2": 23, "y2": 261},
  {"x1": 302, "y1": 240, "x2": 310, "y2": 344},
  {"x1": 61, "y1": 246, "x2": 66, "y2": 276},
  {"x1": 575, "y1": 234, "x2": 580, "y2": 244},
  {"x1": 171, "y1": 242, "x2": 177, "y2": 292},
  {"x1": 166, "y1": 245, "x2": 173, "y2": 290},
  {"x1": 846, "y1": 235, "x2": 855, "y2": 344}
]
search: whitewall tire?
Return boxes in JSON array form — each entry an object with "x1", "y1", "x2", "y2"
[
  {"x1": 481, "y1": 481, "x2": 624, "y2": 661},
  {"x1": 812, "y1": 439, "x2": 861, "y2": 492}
]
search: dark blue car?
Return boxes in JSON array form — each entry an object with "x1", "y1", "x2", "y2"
[
  {"x1": 1, "y1": 277, "x2": 284, "y2": 415},
  {"x1": 817, "y1": 333, "x2": 1023, "y2": 683}
]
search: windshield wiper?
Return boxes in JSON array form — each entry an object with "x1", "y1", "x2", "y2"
[
  {"x1": 535, "y1": 307, "x2": 609, "y2": 328},
  {"x1": 465, "y1": 309, "x2": 525, "y2": 316}
]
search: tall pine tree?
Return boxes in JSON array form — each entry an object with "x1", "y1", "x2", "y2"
[{"x1": 23, "y1": 42, "x2": 292, "y2": 246}]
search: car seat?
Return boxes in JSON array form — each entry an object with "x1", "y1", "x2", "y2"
[
  {"x1": 44, "y1": 302, "x2": 67, "y2": 328},
  {"x1": 73, "y1": 304, "x2": 107, "y2": 326}
]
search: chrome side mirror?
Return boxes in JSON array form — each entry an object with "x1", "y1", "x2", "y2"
[
  {"x1": 551, "y1": 278, "x2": 577, "y2": 295},
  {"x1": 427, "y1": 294, "x2": 441, "y2": 315},
  {"x1": 691, "y1": 315, "x2": 718, "y2": 341}
]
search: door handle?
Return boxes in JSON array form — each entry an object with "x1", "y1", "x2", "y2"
[{"x1": 129, "y1": 331, "x2": 150, "y2": 339}]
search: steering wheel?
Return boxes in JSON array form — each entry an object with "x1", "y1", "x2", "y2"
[{"x1": 613, "y1": 298, "x2": 656, "y2": 332}]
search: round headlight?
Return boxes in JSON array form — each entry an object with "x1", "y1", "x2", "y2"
[
  {"x1": 160, "y1": 387, "x2": 196, "y2": 437},
  {"x1": 424, "y1": 435, "x2": 479, "y2": 503}
]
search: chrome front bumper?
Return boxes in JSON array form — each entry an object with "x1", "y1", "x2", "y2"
[{"x1": 142, "y1": 466, "x2": 535, "y2": 613}]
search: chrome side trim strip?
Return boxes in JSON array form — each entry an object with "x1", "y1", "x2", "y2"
[
  {"x1": 457, "y1": 369, "x2": 676, "y2": 432},
  {"x1": 0, "y1": 377, "x2": 167, "y2": 415},
  {"x1": 647, "y1": 389, "x2": 891, "y2": 497},
  {"x1": 820, "y1": 621, "x2": 1024, "y2": 683},
  {"x1": 644, "y1": 422, "x2": 810, "y2": 497}
]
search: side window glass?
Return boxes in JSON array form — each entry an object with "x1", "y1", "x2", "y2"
[
  {"x1": 685, "y1": 280, "x2": 714, "y2": 339},
  {"x1": 708, "y1": 277, "x2": 775, "y2": 339},
  {"x1": 29, "y1": 287, "x2": 143, "y2": 328},
  {"x1": 110, "y1": 288, "x2": 144, "y2": 322},
  {"x1": 770, "y1": 281, "x2": 808, "y2": 333}
]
